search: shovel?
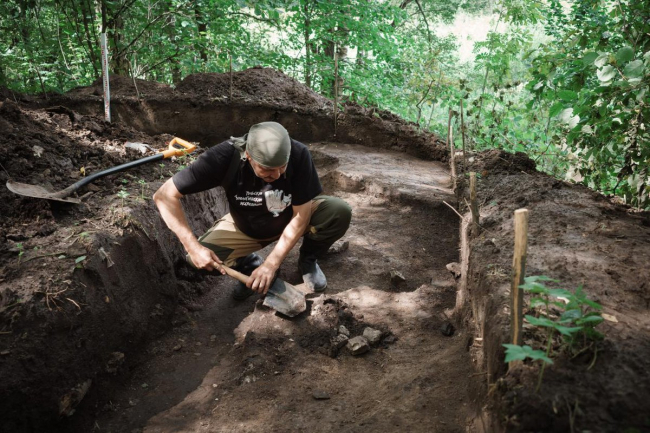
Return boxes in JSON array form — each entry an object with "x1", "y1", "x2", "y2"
[
  {"x1": 6, "y1": 137, "x2": 196, "y2": 204},
  {"x1": 221, "y1": 265, "x2": 307, "y2": 317}
]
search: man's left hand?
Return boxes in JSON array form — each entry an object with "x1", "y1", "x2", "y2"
[{"x1": 247, "y1": 261, "x2": 278, "y2": 294}]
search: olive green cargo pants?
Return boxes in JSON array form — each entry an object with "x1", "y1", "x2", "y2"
[{"x1": 192, "y1": 195, "x2": 351, "y2": 267}]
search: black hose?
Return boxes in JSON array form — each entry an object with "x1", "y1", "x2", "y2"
[{"x1": 52, "y1": 153, "x2": 165, "y2": 198}]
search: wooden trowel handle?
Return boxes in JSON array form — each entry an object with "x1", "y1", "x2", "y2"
[{"x1": 221, "y1": 264, "x2": 250, "y2": 285}]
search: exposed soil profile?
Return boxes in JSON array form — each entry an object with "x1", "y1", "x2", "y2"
[{"x1": 1, "y1": 68, "x2": 649, "y2": 433}]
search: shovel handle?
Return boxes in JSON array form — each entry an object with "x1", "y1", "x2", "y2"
[
  {"x1": 161, "y1": 137, "x2": 197, "y2": 159},
  {"x1": 221, "y1": 264, "x2": 251, "y2": 285}
]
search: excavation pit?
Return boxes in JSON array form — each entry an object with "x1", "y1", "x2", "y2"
[{"x1": 2, "y1": 69, "x2": 650, "y2": 432}]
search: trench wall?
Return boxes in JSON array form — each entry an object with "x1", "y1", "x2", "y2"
[
  {"x1": 35, "y1": 96, "x2": 447, "y2": 161},
  {"x1": 0, "y1": 186, "x2": 228, "y2": 432}
]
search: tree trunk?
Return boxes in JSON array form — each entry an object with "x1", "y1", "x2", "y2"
[
  {"x1": 103, "y1": 0, "x2": 128, "y2": 75},
  {"x1": 303, "y1": 0, "x2": 312, "y2": 88},
  {"x1": 195, "y1": 4, "x2": 208, "y2": 64},
  {"x1": 79, "y1": 0, "x2": 99, "y2": 77}
]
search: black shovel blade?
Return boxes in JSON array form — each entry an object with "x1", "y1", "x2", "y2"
[{"x1": 6, "y1": 181, "x2": 81, "y2": 204}]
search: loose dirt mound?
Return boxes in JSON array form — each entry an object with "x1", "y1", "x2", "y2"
[
  {"x1": 176, "y1": 67, "x2": 333, "y2": 112},
  {"x1": 65, "y1": 75, "x2": 172, "y2": 99}
]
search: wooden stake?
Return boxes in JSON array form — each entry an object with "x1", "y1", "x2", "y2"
[
  {"x1": 511, "y1": 209, "x2": 529, "y2": 347},
  {"x1": 447, "y1": 109, "x2": 456, "y2": 190},
  {"x1": 229, "y1": 52, "x2": 233, "y2": 102},
  {"x1": 334, "y1": 50, "x2": 339, "y2": 137},
  {"x1": 470, "y1": 172, "x2": 479, "y2": 233},
  {"x1": 460, "y1": 99, "x2": 467, "y2": 168}
]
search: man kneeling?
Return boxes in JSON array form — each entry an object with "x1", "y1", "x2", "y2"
[{"x1": 153, "y1": 121, "x2": 352, "y2": 298}]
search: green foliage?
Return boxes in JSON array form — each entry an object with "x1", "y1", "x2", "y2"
[
  {"x1": 1, "y1": 0, "x2": 647, "y2": 208},
  {"x1": 15, "y1": 242, "x2": 24, "y2": 263},
  {"x1": 117, "y1": 188, "x2": 130, "y2": 212},
  {"x1": 503, "y1": 344, "x2": 553, "y2": 364},
  {"x1": 521, "y1": 275, "x2": 604, "y2": 352},
  {"x1": 504, "y1": 275, "x2": 604, "y2": 391},
  {"x1": 137, "y1": 178, "x2": 147, "y2": 200},
  {"x1": 75, "y1": 255, "x2": 87, "y2": 269},
  {"x1": 527, "y1": 0, "x2": 650, "y2": 207}
]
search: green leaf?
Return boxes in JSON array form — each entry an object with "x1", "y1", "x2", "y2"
[
  {"x1": 503, "y1": 344, "x2": 553, "y2": 364},
  {"x1": 582, "y1": 52, "x2": 599, "y2": 66},
  {"x1": 615, "y1": 47, "x2": 634, "y2": 64},
  {"x1": 547, "y1": 288, "x2": 574, "y2": 299},
  {"x1": 558, "y1": 90, "x2": 578, "y2": 101},
  {"x1": 75, "y1": 255, "x2": 87, "y2": 264},
  {"x1": 624, "y1": 60, "x2": 644, "y2": 78},
  {"x1": 560, "y1": 309, "x2": 582, "y2": 322},
  {"x1": 555, "y1": 324, "x2": 583, "y2": 336},
  {"x1": 549, "y1": 102, "x2": 565, "y2": 118},
  {"x1": 594, "y1": 53, "x2": 610, "y2": 68},
  {"x1": 525, "y1": 315, "x2": 555, "y2": 328},
  {"x1": 576, "y1": 315, "x2": 604, "y2": 325},
  {"x1": 597, "y1": 65, "x2": 616, "y2": 82}
]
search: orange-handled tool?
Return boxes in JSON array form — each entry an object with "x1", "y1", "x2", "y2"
[
  {"x1": 7, "y1": 137, "x2": 198, "y2": 204},
  {"x1": 161, "y1": 137, "x2": 197, "y2": 158}
]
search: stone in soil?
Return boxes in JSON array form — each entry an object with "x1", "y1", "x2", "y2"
[
  {"x1": 363, "y1": 327, "x2": 383, "y2": 345},
  {"x1": 312, "y1": 390, "x2": 331, "y2": 400},
  {"x1": 328, "y1": 240, "x2": 349, "y2": 254},
  {"x1": 389, "y1": 270, "x2": 407, "y2": 290},
  {"x1": 331, "y1": 334, "x2": 349, "y2": 350},
  {"x1": 347, "y1": 336, "x2": 370, "y2": 355},
  {"x1": 440, "y1": 322, "x2": 455, "y2": 337},
  {"x1": 338, "y1": 325, "x2": 351, "y2": 336}
]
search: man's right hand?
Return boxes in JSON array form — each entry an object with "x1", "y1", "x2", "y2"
[
  {"x1": 187, "y1": 244, "x2": 225, "y2": 274},
  {"x1": 154, "y1": 179, "x2": 226, "y2": 275}
]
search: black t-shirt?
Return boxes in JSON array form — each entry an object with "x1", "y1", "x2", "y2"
[{"x1": 172, "y1": 139, "x2": 322, "y2": 239}]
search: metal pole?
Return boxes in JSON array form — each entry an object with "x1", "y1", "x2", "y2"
[{"x1": 100, "y1": 33, "x2": 111, "y2": 123}]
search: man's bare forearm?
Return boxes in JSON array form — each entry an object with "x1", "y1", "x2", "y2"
[
  {"x1": 153, "y1": 179, "x2": 202, "y2": 254},
  {"x1": 265, "y1": 202, "x2": 311, "y2": 268}
]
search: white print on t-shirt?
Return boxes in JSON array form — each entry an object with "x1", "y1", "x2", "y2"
[
  {"x1": 234, "y1": 191, "x2": 264, "y2": 207},
  {"x1": 265, "y1": 189, "x2": 292, "y2": 217}
]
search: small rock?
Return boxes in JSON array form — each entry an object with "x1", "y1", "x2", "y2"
[
  {"x1": 347, "y1": 336, "x2": 370, "y2": 356},
  {"x1": 312, "y1": 390, "x2": 331, "y2": 400},
  {"x1": 172, "y1": 344, "x2": 182, "y2": 351},
  {"x1": 106, "y1": 352, "x2": 125, "y2": 374},
  {"x1": 390, "y1": 270, "x2": 407, "y2": 290},
  {"x1": 446, "y1": 262, "x2": 462, "y2": 278},
  {"x1": 331, "y1": 334, "x2": 349, "y2": 350},
  {"x1": 59, "y1": 380, "x2": 92, "y2": 417},
  {"x1": 210, "y1": 335, "x2": 217, "y2": 341},
  {"x1": 128, "y1": 399, "x2": 139, "y2": 407},
  {"x1": 440, "y1": 322, "x2": 455, "y2": 337},
  {"x1": 0, "y1": 350, "x2": 10, "y2": 356},
  {"x1": 338, "y1": 325, "x2": 350, "y2": 337},
  {"x1": 363, "y1": 327, "x2": 383, "y2": 345},
  {"x1": 328, "y1": 240, "x2": 349, "y2": 254}
]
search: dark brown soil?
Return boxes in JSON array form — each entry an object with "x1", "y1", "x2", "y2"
[
  {"x1": 456, "y1": 150, "x2": 650, "y2": 432},
  {"x1": 1, "y1": 68, "x2": 649, "y2": 433}
]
